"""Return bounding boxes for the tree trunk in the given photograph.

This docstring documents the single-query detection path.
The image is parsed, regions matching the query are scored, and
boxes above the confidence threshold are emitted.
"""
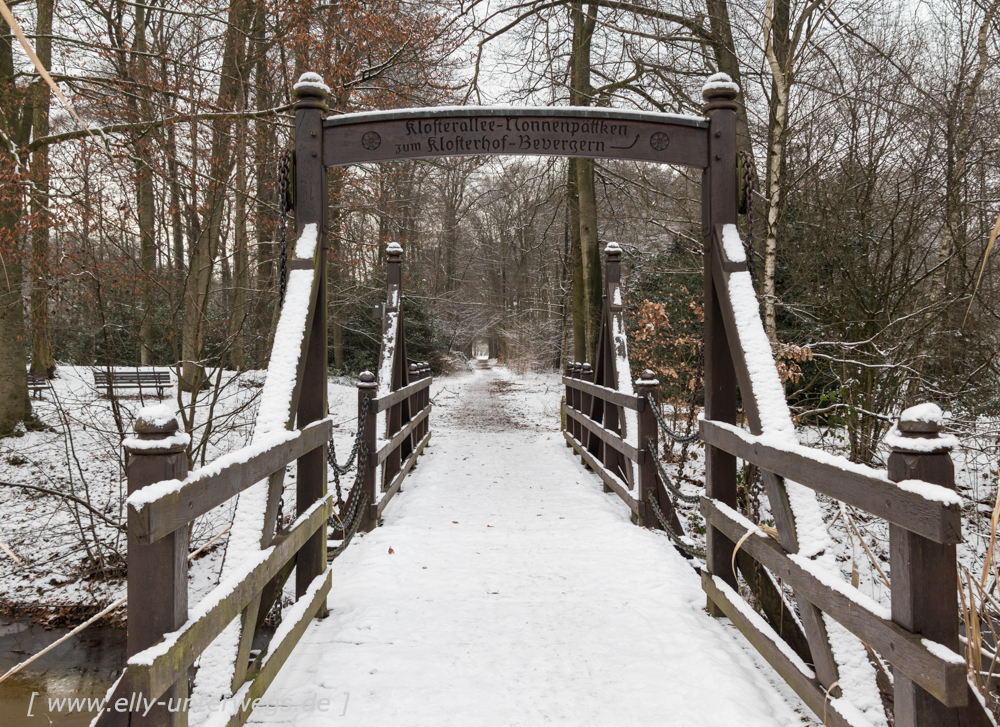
[29,0,54,377]
[570,1,602,364]
[229,116,249,370]
[568,158,586,364]
[179,0,251,391]
[137,157,156,365]
[762,0,790,342]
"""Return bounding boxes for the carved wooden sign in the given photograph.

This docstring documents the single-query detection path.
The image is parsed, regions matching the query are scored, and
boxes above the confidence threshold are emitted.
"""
[323,107,709,169]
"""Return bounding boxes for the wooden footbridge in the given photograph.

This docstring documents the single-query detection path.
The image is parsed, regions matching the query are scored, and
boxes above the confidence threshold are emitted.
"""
[99,74,988,727]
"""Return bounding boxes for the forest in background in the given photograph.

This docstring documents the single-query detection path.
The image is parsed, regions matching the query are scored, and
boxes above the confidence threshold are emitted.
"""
[0,0,998,465]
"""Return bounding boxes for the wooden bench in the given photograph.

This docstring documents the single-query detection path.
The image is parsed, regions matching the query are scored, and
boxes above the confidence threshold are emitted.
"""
[27,373,51,399]
[93,370,171,399]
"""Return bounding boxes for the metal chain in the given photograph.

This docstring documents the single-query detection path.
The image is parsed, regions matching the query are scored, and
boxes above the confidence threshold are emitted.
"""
[739,150,757,285]
[277,149,291,308]
[648,494,706,559]
[646,438,701,505]
[328,395,371,507]
[676,340,705,487]
[646,392,700,444]
[328,441,370,559]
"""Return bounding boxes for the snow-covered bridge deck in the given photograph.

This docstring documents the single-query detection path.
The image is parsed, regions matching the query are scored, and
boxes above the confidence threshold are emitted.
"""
[249,368,807,726]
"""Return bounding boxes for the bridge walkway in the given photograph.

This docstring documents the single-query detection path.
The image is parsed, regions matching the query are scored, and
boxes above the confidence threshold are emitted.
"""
[250,367,807,726]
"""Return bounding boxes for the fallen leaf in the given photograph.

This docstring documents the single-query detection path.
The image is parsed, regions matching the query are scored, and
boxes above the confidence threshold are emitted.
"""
[388,547,394,554]
[452,521,458,524]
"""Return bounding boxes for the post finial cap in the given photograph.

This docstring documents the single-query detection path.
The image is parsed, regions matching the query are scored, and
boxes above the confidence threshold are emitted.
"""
[293,72,330,99]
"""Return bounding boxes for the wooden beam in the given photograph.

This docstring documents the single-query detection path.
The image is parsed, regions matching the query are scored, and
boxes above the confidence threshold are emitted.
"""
[374,404,432,466]
[701,572,856,727]
[127,497,330,702]
[564,430,640,516]
[373,376,432,413]
[564,405,643,463]
[376,431,431,518]
[221,569,331,727]
[699,419,962,545]
[130,419,333,544]
[561,376,644,411]
[701,496,968,707]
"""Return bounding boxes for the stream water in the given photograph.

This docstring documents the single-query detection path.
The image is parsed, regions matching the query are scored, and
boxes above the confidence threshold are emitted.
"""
[0,619,125,726]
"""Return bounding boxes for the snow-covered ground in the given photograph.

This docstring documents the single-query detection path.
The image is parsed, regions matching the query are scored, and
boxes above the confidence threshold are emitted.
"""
[246,365,815,726]
[0,366,360,618]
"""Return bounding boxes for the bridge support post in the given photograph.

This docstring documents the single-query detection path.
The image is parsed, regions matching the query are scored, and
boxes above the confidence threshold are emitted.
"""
[358,371,378,531]
[125,412,189,727]
[580,364,596,475]
[293,74,329,606]
[635,370,660,529]
[702,79,740,616]
[888,406,961,727]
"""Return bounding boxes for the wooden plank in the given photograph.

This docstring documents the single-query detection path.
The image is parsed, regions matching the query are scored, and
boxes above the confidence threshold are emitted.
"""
[130,418,333,544]
[127,497,330,702]
[701,496,969,707]
[563,404,643,463]
[222,569,332,727]
[561,376,644,411]
[699,419,962,545]
[376,431,431,518]
[324,107,710,169]
[375,404,431,466]
[564,430,640,516]
[373,376,432,413]
[701,571,856,727]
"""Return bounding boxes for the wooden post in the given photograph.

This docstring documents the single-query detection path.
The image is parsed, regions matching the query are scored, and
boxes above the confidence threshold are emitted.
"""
[421,362,431,440]
[888,404,960,727]
[358,371,378,531]
[580,363,597,474]
[635,370,659,529]
[569,362,581,442]
[292,74,329,604]
[702,77,740,615]
[563,363,572,445]
[408,362,420,455]
[384,244,404,489]
[125,411,188,727]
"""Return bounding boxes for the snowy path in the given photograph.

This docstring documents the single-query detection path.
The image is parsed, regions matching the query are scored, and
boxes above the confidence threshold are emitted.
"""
[250,367,808,726]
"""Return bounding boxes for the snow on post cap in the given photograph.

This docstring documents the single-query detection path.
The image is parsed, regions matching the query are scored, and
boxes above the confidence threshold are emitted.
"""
[604,242,622,255]
[293,72,330,95]
[636,369,659,387]
[885,401,958,452]
[386,241,403,255]
[124,404,190,452]
[702,72,739,96]
[134,403,180,433]
[900,402,944,428]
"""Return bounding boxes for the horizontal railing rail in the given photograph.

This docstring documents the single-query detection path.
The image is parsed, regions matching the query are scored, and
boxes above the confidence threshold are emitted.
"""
[129,417,333,544]
[561,376,645,411]
[373,375,432,413]
[563,405,643,463]
[125,496,331,702]
[374,403,432,466]
[700,496,967,707]
[699,419,961,544]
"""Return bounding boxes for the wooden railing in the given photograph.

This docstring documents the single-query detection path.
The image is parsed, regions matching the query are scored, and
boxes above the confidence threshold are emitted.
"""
[357,363,433,530]
[354,241,433,531]
[561,243,687,538]
[696,108,986,726]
